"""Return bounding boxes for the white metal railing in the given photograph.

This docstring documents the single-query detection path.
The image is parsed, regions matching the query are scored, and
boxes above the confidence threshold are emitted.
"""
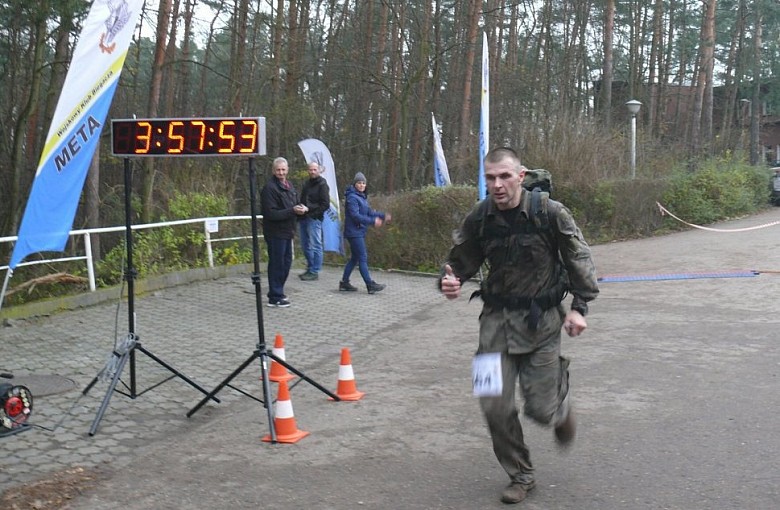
[0,215,263,308]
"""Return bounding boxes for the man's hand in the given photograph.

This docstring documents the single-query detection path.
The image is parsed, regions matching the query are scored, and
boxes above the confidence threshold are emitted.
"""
[440,264,461,300]
[563,310,587,337]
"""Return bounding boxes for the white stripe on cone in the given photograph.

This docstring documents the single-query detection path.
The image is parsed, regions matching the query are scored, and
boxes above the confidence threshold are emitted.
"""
[338,364,355,380]
[275,399,294,419]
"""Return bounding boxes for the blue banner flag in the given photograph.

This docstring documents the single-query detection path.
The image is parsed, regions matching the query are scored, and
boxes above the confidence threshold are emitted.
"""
[9,0,143,270]
[478,32,490,200]
[297,139,342,253]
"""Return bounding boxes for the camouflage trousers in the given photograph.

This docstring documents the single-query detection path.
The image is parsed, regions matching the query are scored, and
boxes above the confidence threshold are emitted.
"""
[477,305,570,482]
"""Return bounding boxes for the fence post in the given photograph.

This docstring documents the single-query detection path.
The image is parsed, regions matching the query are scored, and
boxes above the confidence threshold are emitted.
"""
[84,232,96,291]
[204,223,214,268]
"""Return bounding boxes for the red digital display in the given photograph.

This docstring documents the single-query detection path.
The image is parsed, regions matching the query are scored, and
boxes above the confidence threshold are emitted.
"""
[111,117,266,157]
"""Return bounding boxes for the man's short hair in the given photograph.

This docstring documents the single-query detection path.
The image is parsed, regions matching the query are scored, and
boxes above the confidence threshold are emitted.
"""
[485,147,523,172]
[273,157,288,169]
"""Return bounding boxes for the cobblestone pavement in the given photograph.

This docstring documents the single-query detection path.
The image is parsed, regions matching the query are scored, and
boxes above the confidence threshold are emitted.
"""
[0,267,442,491]
[2,208,780,509]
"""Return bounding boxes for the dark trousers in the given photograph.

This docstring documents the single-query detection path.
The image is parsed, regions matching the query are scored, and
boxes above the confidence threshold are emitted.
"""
[342,236,372,285]
[266,235,292,301]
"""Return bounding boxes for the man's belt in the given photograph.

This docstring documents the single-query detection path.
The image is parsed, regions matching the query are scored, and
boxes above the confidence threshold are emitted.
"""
[471,280,568,331]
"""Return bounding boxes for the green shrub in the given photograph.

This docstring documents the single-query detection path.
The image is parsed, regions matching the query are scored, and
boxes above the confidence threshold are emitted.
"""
[661,159,769,227]
[362,185,477,272]
[95,191,251,286]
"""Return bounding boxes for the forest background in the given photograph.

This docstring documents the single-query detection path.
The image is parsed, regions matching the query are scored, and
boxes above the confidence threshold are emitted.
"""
[1,0,780,304]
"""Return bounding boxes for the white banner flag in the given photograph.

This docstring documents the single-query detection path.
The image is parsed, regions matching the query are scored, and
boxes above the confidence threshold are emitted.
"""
[297,139,342,253]
[432,113,451,186]
[478,32,490,200]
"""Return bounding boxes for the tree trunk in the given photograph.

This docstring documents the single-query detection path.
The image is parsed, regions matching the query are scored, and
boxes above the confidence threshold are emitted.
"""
[230,0,249,113]
[456,0,481,164]
[369,2,389,178]
[647,0,663,135]
[271,0,285,154]
[142,0,173,223]
[408,0,433,186]
[691,0,717,156]
[7,3,49,236]
[702,41,715,156]
[717,0,747,144]
[42,6,74,154]
[750,6,762,165]
[385,12,403,193]
[163,0,180,116]
[177,0,194,115]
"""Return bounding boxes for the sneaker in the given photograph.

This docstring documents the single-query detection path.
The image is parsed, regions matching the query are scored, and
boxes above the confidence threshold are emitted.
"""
[554,408,576,446]
[339,281,358,292]
[500,480,535,504]
[367,281,386,294]
[267,298,291,308]
[299,272,318,281]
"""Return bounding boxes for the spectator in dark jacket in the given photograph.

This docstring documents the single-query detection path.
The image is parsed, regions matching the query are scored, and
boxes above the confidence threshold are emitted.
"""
[298,161,331,281]
[339,172,390,294]
[261,157,307,307]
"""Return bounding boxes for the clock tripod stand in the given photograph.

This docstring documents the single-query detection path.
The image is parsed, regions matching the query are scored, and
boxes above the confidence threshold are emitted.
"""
[82,157,217,436]
[187,157,339,442]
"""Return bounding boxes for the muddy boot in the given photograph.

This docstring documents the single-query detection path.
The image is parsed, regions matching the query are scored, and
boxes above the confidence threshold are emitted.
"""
[554,408,576,447]
[500,480,535,504]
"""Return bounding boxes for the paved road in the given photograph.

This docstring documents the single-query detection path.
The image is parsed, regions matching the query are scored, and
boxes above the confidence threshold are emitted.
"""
[2,208,780,509]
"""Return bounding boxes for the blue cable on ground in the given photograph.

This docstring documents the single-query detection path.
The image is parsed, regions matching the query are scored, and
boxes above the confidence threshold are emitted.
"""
[598,270,759,283]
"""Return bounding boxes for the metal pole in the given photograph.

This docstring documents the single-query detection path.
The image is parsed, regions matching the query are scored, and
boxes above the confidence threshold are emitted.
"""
[84,232,96,291]
[0,269,12,314]
[630,113,637,179]
[204,226,214,268]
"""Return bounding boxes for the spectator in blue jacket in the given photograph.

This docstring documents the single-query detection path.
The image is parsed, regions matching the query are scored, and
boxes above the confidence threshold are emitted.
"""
[339,172,390,294]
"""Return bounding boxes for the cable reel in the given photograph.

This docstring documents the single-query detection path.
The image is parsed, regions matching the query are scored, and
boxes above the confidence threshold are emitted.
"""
[0,380,33,437]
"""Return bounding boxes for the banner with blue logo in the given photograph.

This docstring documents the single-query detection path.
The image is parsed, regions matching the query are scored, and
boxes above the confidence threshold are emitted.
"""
[9,0,143,270]
[297,138,342,253]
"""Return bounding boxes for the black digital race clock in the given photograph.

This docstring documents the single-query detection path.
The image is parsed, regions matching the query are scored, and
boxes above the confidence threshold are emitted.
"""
[111,117,266,156]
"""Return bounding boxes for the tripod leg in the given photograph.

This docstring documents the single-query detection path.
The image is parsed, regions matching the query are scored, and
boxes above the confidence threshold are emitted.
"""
[258,352,277,442]
[88,348,132,436]
[268,352,341,401]
[136,344,218,401]
[187,351,258,417]
[82,375,99,396]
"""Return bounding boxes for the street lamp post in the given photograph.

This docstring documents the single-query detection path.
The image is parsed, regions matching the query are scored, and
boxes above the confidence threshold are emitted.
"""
[625,100,642,179]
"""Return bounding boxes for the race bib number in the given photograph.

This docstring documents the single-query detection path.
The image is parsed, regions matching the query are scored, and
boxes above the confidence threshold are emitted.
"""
[472,352,502,397]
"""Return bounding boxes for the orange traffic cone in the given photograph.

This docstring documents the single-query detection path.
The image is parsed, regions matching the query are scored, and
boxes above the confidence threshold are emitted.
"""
[331,347,365,401]
[262,380,310,444]
[268,333,294,383]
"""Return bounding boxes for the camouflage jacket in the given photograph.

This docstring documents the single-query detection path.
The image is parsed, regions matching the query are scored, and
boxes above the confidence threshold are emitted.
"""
[446,190,599,314]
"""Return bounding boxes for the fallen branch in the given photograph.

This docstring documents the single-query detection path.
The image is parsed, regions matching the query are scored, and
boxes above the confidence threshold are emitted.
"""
[6,272,89,297]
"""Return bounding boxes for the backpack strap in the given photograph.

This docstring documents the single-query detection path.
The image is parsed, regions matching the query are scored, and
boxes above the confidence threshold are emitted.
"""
[529,187,548,230]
